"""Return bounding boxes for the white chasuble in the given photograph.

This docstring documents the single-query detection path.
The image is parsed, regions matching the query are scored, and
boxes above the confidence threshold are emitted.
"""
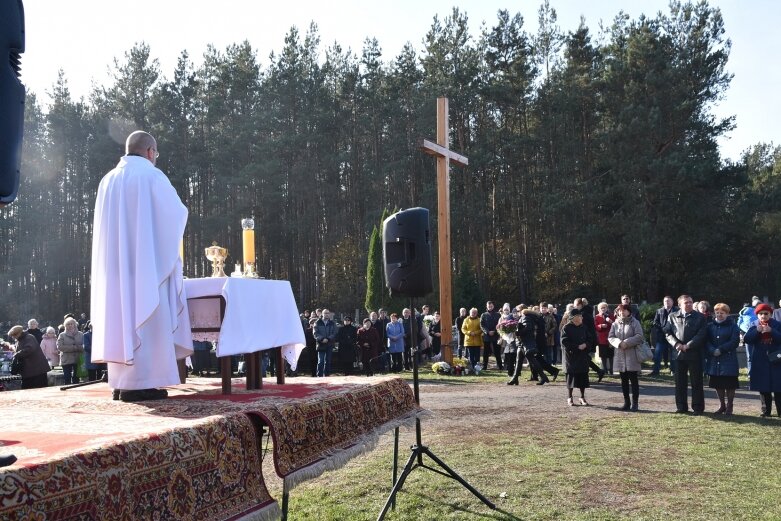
[90,155,193,389]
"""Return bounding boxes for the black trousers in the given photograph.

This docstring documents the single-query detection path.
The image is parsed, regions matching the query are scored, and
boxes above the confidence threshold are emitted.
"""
[390,352,403,372]
[21,373,48,389]
[759,392,781,415]
[528,350,558,379]
[483,336,503,369]
[504,352,517,377]
[674,359,704,412]
[518,349,553,382]
[620,371,639,403]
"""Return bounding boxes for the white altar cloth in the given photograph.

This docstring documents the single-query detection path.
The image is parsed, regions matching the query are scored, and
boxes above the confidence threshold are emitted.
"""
[183,277,305,369]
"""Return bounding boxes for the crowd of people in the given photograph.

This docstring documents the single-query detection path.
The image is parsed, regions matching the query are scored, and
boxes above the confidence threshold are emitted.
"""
[1,313,101,389]
[296,293,781,418]
[4,293,781,418]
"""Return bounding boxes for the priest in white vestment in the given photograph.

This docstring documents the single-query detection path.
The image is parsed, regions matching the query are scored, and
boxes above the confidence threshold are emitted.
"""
[90,131,193,401]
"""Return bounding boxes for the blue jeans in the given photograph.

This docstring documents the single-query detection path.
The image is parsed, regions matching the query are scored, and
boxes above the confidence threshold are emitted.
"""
[652,341,667,374]
[317,347,332,377]
[466,347,481,369]
[546,344,557,364]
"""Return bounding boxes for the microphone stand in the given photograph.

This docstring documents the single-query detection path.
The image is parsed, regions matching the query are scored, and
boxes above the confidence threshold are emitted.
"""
[377,298,495,520]
[60,372,108,391]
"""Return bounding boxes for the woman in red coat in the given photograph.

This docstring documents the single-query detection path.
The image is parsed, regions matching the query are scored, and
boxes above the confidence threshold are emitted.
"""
[594,302,615,375]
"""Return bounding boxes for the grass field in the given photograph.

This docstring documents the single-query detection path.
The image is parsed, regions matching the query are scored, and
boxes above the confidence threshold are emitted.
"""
[265,365,780,520]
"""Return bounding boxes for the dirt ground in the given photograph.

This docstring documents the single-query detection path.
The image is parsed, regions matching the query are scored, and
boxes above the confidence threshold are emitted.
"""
[290,366,765,438]
[414,370,762,433]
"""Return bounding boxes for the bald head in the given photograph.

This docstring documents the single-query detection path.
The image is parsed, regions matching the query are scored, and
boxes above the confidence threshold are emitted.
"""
[125,131,157,160]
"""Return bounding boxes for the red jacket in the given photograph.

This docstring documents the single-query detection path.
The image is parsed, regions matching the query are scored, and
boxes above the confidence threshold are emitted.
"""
[594,312,613,346]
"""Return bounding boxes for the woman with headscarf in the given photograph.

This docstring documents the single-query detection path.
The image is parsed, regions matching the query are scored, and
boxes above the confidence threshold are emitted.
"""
[561,309,591,406]
[609,304,644,411]
[7,325,50,389]
[336,316,358,375]
[57,317,84,384]
[705,303,740,415]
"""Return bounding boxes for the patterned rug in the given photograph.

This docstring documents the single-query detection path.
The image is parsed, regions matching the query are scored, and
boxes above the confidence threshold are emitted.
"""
[0,376,421,519]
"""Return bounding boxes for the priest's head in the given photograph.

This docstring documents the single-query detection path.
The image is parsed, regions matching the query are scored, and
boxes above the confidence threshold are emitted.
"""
[126,131,158,166]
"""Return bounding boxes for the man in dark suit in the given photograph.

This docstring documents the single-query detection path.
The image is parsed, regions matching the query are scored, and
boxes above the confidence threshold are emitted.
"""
[664,294,707,414]
[651,296,678,375]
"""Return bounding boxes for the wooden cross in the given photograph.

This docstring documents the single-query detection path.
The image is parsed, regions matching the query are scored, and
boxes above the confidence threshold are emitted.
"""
[420,97,468,365]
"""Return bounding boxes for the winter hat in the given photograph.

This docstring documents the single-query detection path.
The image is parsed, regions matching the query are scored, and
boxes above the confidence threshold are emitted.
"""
[7,325,24,339]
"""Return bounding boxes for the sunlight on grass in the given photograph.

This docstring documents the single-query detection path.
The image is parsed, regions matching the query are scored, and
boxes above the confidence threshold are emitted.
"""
[276,411,781,520]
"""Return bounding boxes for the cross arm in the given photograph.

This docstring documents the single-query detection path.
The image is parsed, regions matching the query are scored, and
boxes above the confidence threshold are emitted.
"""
[419,138,469,167]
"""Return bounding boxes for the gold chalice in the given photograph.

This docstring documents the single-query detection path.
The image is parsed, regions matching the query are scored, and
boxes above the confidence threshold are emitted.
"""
[205,242,228,278]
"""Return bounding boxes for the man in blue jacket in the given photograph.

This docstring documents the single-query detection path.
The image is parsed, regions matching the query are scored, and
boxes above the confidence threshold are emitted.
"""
[314,309,338,377]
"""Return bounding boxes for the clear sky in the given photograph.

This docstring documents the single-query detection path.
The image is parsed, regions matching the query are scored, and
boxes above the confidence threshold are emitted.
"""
[20,0,781,162]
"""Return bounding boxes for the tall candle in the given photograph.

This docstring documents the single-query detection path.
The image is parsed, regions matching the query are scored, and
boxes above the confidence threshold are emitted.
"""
[179,239,184,260]
[242,228,255,264]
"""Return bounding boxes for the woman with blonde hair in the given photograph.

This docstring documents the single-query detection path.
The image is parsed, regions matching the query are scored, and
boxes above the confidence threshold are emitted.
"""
[57,317,84,384]
[705,303,740,415]
[461,308,483,371]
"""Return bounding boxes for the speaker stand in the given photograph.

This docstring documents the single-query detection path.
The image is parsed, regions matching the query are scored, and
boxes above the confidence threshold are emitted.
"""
[377,298,495,520]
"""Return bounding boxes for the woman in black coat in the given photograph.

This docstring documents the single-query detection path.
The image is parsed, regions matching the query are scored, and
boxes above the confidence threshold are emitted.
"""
[301,318,318,377]
[8,325,50,389]
[336,316,358,375]
[561,310,591,406]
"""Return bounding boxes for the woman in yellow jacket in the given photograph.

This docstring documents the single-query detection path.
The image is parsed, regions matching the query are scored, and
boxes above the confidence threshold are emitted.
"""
[461,308,483,370]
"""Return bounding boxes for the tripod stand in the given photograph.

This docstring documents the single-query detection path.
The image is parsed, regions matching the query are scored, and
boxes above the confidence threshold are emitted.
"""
[377,298,495,520]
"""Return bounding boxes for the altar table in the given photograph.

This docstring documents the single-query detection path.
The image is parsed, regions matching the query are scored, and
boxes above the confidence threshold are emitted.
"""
[184,278,306,392]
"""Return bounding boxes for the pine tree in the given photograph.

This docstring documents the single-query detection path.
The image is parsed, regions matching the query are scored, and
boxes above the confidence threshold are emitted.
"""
[364,225,383,312]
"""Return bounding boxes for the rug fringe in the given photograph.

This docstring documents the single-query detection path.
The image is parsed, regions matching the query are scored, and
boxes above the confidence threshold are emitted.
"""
[283,409,430,490]
[234,502,281,521]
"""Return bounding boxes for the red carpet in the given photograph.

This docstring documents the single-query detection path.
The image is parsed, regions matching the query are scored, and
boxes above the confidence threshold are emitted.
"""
[0,377,421,520]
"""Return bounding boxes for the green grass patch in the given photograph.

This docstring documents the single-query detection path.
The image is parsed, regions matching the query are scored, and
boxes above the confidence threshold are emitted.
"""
[274,410,781,520]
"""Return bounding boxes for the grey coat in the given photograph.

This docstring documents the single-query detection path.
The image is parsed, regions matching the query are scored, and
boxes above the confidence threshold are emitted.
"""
[57,330,84,365]
[664,310,707,361]
[608,316,644,372]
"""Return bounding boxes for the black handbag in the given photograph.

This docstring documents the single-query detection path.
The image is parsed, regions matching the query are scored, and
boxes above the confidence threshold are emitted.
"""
[10,355,22,375]
[768,349,781,365]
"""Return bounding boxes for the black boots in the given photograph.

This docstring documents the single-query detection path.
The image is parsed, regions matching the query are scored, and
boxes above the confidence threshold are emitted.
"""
[725,389,735,416]
[506,376,519,385]
[715,391,727,414]
[115,388,169,402]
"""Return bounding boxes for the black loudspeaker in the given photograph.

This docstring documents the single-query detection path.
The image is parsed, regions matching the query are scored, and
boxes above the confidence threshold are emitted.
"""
[383,208,433,297]
[0,0,26,207]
